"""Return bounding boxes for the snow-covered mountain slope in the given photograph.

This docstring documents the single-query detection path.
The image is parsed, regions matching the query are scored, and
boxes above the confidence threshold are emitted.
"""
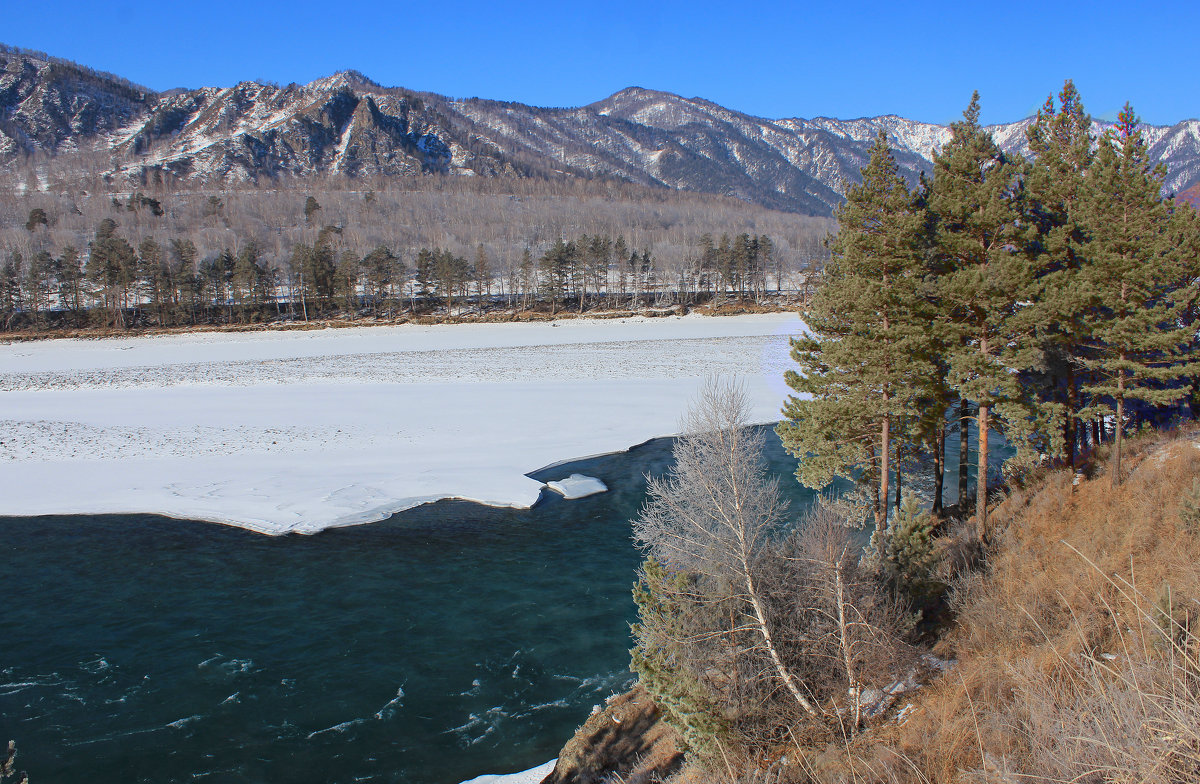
[3,48,1198,214]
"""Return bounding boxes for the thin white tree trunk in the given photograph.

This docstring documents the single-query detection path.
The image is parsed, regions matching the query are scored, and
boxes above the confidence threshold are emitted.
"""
[745,573,819,716]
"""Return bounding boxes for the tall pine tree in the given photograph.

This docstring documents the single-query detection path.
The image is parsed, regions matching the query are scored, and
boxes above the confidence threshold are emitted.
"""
[779,130,929,534]
[1021,80,1096,467]
[927,93,1030,538]
[1078,104,1200,484]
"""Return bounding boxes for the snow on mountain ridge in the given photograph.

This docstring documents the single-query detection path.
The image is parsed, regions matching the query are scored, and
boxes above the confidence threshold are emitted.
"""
[3,50,1199,214]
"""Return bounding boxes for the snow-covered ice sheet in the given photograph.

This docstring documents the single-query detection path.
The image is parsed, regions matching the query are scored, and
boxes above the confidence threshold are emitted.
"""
[458,759,555,784]
[0,313,803,534]
[545,473,608,499]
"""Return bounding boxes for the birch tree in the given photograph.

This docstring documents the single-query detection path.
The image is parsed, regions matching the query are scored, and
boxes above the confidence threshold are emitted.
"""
[633,378,819,717]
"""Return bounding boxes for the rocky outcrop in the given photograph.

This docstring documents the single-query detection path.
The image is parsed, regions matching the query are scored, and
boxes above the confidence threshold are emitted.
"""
[0,50,152,156]
[540,685,683,784]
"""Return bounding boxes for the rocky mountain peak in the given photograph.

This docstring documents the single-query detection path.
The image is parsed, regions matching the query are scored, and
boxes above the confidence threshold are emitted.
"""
[3,48,1199,215]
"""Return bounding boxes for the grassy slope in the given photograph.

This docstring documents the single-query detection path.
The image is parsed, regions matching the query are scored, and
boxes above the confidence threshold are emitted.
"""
[860,426,1200,783]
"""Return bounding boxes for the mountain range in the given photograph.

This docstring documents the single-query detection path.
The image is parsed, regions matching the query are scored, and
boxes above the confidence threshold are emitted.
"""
[3,45,1199,216]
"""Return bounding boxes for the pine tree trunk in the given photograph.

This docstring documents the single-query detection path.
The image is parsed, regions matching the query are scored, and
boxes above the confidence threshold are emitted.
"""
[932,419,945,515]
[958,399,970,506]
[877,414,890,534]
[977,403,989,540]
[1111,370,1125,486]
[1065,367,1077,471]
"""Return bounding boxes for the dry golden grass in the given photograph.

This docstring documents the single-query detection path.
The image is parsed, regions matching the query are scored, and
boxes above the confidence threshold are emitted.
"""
[884,425,1200,784]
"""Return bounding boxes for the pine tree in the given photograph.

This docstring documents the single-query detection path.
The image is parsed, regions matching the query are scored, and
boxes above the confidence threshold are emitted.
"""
[234,241,266,316]
[0,253,18,329]
[362,245,400,314]
[137,237,168,325]
[874,493,940,608]
[25,208,48,233]
[87,219,136,328]
[907,176,956,514]
[414,247,435,303]
[1021,81,1096,467]
[1078,104,1200,484]
[779,130,929,534]
[303,196,321,225]
[20,250,50,330]
[927,93,1029,538]
[432,249,469,313]
[473,243,490,313]
[538,239,573,315]
[169,238,198,323]
[584,234,611,306]
[630,558,731,761]
[309,227,341,309]
[56,246,84,320]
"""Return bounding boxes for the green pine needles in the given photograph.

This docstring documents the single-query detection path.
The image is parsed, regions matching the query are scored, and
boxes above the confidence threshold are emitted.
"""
[630,558,731,763]
[779,129,933,542]
[780,82,1200,538]
[872,493,942,608]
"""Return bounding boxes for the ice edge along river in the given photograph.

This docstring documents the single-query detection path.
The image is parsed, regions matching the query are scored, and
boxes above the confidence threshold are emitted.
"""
[0,312,804,534]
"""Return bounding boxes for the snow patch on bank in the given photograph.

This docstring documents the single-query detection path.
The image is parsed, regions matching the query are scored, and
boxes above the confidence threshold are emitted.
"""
[458,759,556,784]
[0,313,801,533]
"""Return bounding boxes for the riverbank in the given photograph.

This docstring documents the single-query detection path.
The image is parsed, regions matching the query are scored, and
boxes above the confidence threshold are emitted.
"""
[0,299,803,344]
[0,312,803,533]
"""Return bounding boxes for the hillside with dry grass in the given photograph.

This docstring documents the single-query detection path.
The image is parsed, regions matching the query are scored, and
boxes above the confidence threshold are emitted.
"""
[563,427,1200,784]
[877,427,1200,784]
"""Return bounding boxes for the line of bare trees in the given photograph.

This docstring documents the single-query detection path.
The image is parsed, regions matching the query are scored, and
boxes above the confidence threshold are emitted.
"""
[0,176,831,331]
[1,165,833,263]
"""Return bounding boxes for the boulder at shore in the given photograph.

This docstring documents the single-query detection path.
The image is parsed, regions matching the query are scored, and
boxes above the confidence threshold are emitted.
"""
[541,685,682,784]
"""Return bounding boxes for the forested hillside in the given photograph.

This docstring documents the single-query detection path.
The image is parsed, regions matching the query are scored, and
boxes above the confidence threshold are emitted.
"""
[6,47,1200,336]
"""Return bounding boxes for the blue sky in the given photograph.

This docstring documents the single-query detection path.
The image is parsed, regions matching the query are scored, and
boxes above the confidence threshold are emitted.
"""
[8,1,1196,126]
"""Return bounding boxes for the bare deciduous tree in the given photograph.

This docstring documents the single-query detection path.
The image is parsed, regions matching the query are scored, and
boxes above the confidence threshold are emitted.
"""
[785,500,915,730]
[634,378,819,717]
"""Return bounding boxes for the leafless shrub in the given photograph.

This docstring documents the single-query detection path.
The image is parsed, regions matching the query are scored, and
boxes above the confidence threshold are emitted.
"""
[776,503,918,730]
[633,387,920,771]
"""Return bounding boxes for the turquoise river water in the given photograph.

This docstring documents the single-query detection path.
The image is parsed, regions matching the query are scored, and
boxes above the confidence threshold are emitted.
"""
[1,429,842,784]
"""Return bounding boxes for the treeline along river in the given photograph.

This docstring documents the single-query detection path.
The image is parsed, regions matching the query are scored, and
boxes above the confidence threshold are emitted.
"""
[0,426,994,784]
